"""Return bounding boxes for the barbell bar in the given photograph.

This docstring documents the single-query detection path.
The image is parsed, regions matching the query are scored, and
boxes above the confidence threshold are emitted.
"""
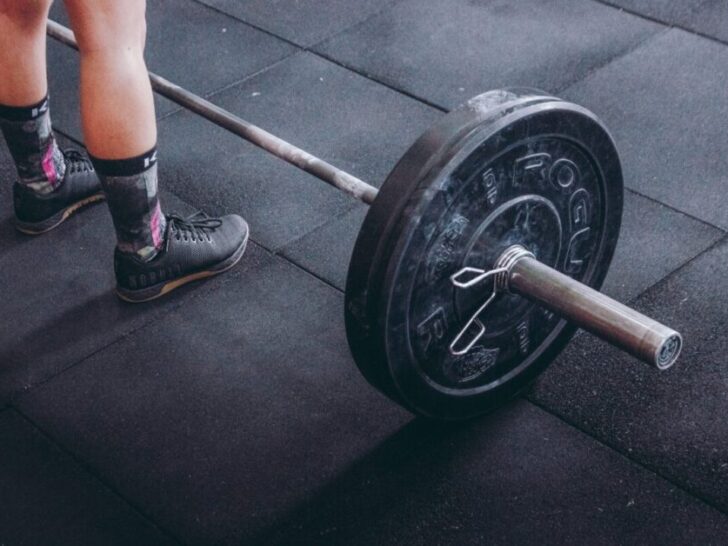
[47,19,682,420]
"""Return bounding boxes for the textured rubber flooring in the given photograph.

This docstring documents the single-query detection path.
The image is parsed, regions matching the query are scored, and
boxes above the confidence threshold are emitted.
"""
[2,0,728,543]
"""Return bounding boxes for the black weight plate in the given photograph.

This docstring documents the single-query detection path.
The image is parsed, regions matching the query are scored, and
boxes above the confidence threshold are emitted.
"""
[345,89,623,420]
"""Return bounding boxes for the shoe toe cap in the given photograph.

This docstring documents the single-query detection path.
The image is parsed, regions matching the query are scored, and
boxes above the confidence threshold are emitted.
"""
[220,214,249,251]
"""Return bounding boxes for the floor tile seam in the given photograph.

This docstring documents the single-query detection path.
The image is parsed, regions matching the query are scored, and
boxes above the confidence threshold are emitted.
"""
[523,396,728,518]
[186,0,447,113]
[162,4,449,116]
[205,225,347,295]
[188,0,403,51]
[563,232,727,342]
[275,201,363,255]
[553,25,670,96]
[593,0,709,26]
[301,0,405,50]
[7,225,338,405]
[272,246,347,295]
[624,188,728,234]
[307,49,448,112]
[299,0,452,111]
[7,407,188,546]
[309,0,669,113]
[184,1,445,112]
[154,50,305,123]
[9,298,190,405]
[187,0,303,49]
[592,0,728,49]
[623,232,728,308]
[7,215,255,406]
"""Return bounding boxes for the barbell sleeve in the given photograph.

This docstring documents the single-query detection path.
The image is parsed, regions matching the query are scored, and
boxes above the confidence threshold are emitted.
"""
[46,19,380,205]
[503,249,682,369]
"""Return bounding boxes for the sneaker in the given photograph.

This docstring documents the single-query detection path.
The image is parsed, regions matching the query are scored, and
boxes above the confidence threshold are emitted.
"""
[114,211,249,303]
[14,149,104,234]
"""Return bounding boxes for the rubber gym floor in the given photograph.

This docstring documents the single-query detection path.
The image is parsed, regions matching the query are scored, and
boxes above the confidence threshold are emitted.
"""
[2,1,728,544]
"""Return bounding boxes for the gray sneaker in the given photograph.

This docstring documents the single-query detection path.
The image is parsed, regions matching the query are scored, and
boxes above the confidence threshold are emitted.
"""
[114,211,249,303]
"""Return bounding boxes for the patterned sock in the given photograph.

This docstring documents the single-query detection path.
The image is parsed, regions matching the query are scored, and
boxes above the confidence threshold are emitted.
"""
[91,147,167,262]
[0,96,66,195]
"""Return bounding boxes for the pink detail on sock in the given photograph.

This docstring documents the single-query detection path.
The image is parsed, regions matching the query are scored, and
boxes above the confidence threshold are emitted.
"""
[41,145,59,187]
[150,203,164,249]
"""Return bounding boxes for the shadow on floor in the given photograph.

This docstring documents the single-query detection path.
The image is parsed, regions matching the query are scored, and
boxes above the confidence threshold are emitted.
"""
[246,404,517,545]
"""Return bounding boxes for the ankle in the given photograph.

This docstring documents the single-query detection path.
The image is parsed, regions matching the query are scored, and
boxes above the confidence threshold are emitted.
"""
[0,96,66,195]
[112,204,167,263]
[92,147,167,263]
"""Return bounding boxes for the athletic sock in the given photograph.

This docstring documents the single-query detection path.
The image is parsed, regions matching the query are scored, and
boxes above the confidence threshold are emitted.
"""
[91,147,167,262]
[0,96,66,195]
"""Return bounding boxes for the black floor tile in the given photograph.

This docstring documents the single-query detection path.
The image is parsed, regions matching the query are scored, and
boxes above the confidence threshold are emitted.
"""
[314,0,662,109]
[256,401,728,545]
[0,138,236,404]
[17,247,412,544]
[530,238,728,512]
[602,0,706,24]
[563,29,728,229]
[157,52,439,251]
[46,0,296,141]
[280,204,366,290]
[686,1,728,43]
[601,191,722,302]
[18,339,728,546]
[606,0,728,44]
[195,0,394,47]
[281,189,722,303]
[0,410,174,546]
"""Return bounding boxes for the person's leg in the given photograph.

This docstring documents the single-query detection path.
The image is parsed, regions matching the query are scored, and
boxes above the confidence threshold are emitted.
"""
[0,0,65,195]
[0,0,50,106]
[0,0,103,233]
[63,0,155,159]
[64,0,248,302]
[64,0,163,261]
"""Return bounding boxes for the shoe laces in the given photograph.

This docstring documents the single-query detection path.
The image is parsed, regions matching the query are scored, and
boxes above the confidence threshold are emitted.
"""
[63,149,94,175]
[168,211,223,243]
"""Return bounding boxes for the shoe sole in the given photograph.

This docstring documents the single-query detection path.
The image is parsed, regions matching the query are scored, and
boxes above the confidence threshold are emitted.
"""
[15,193,106,235]
[115,230,249,304]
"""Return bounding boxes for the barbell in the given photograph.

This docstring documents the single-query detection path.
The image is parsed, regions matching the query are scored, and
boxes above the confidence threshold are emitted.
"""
[48,20,683,420]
